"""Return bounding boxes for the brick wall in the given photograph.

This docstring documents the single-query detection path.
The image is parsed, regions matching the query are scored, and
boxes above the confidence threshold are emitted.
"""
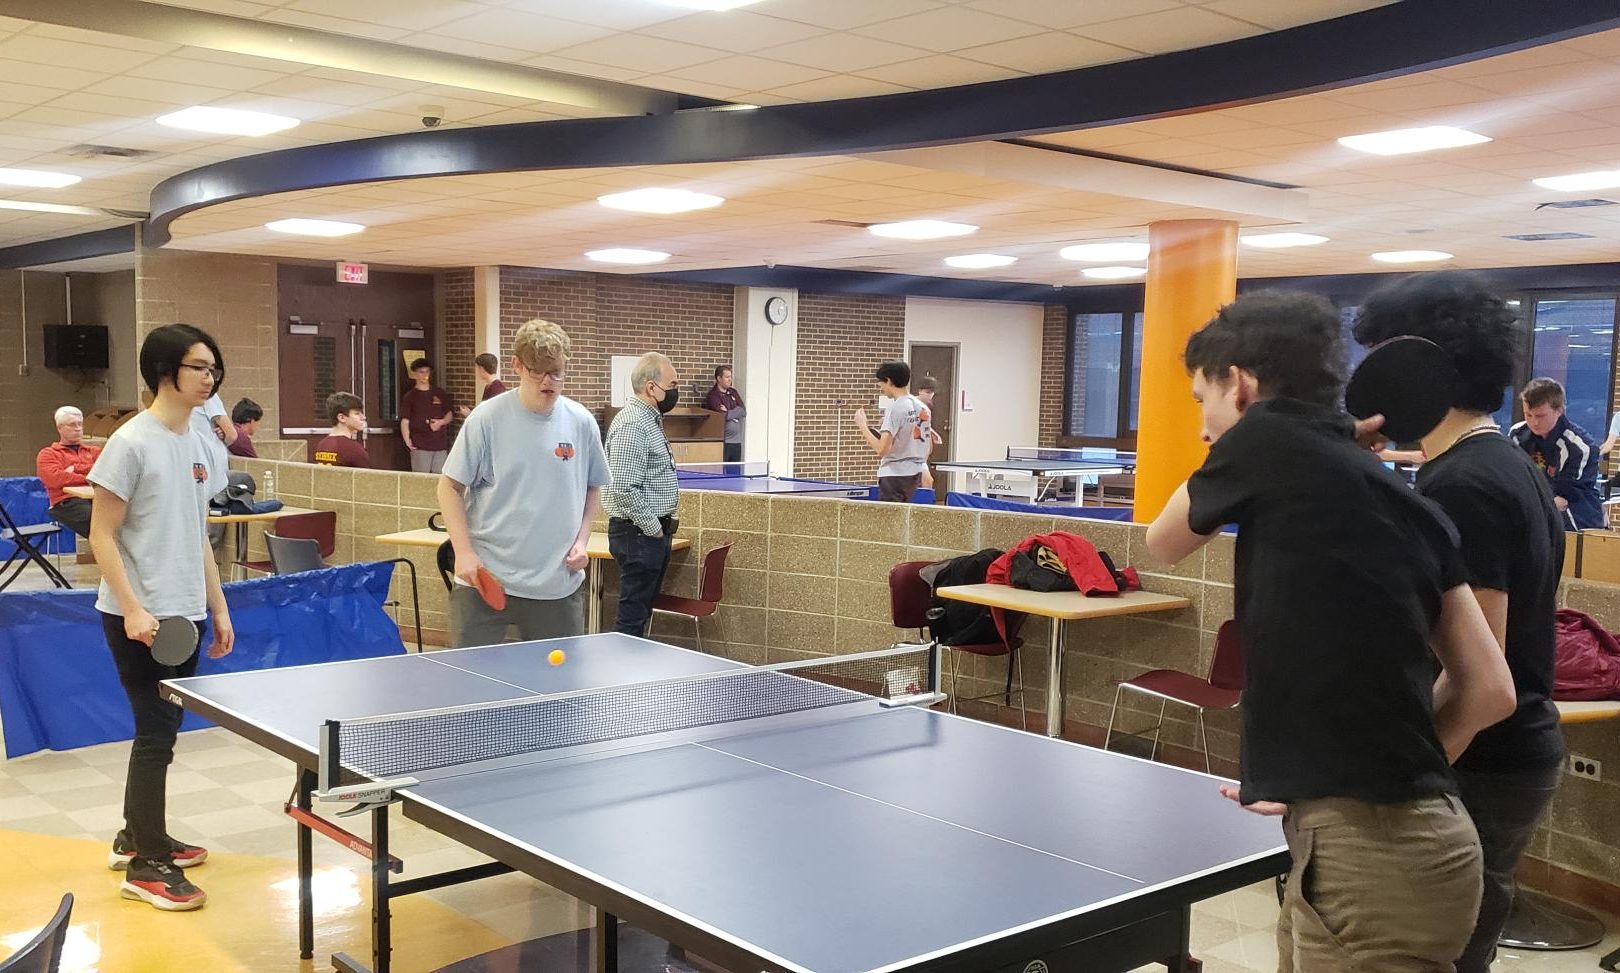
[439,269,476,408]
[1039,304,1067,447]
[793,292,905,482]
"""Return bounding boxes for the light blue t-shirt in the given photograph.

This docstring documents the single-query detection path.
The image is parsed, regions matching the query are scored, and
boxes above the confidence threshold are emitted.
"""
[878,393,930,477]
[442,390,610,601]
[90,410,227,620]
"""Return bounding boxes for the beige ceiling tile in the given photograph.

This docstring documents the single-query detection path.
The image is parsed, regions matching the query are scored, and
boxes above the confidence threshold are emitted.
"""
[854,54,1019,88]
[1193,126,1322,150]
[286,0,484,32]
[519,54,647,83]
[257,9,411,41]
[742,0,947,31]
[755,32,932,73]
[663,54,828,90]
[0,34,161,75]
[853,7,1043,51]
[956,31,1133,72]
[766,75,913,101]
[425,8,613,54]
[1331,79,1513,114]
[546,32,729,74]
[632,11,829,53]
[629,75,751,100]
[1199,0,1392,30]
[487,0,688,32]
[0,59,104,91]
[127,55,288,91]
[1078,7,1264,54]
[962,0,1183,30]
[397,32,541,64]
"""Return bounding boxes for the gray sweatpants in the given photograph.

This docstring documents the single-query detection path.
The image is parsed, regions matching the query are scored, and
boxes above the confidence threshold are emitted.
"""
[449,584,585,648]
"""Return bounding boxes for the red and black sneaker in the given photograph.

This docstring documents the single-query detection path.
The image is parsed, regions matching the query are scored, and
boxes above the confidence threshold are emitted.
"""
[120,857,207,912]
[108,831,208,870]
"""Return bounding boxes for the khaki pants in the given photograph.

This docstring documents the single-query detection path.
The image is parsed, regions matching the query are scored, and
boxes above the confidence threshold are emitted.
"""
[1279,795,1482,973]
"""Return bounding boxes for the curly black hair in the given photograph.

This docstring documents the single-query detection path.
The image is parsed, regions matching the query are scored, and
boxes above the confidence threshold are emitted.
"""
[1351,272,1520,414]
[1183,290,1347,408]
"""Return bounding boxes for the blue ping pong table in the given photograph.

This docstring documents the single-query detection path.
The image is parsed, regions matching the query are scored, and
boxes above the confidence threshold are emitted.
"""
[163,633,1285,973]
[677,467,871,499]
[935,448,1137,505]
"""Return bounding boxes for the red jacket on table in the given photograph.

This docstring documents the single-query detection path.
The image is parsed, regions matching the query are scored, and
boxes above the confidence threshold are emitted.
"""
[984,531,1140,639]
[36,441,102,506]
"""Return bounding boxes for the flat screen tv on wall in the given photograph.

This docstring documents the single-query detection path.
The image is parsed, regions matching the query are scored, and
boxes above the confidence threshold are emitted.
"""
[43,323,109,369]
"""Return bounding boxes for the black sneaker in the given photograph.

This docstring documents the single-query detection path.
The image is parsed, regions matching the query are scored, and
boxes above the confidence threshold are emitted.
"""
[120,857,207,911]
[109,831,208,870]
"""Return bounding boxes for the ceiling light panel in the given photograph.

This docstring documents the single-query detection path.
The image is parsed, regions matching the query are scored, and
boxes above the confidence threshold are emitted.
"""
[1370,250,1453,264]
[944,253,1017,269]
[868,220,978,240]
[585,248,671,264]
[1240,233,1329,249]
[1060,242,1149,262]
[597,188,726,214]
[0,168,80,189]
[1337,126,1490,156]
[265,218,365,236]
[158,106,300,137]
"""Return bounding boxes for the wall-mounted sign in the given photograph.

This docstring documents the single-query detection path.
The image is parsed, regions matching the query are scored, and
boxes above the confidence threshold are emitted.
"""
[287,323,319,335]
[398,328,425,339]
[337,261,369,284]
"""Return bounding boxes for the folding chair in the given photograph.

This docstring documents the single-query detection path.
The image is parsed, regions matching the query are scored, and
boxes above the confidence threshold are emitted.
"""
[0,500,70,592]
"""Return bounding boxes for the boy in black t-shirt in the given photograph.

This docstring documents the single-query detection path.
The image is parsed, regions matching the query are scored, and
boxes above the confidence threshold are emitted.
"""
[1145,291,1515,971]
[1355,273,1564,972]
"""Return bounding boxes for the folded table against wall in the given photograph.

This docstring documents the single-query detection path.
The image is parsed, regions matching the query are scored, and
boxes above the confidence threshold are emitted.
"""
[0,561,404,758]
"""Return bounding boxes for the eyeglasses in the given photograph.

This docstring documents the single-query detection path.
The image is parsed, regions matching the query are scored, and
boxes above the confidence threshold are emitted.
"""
[519,361,565,381]
[179,362,223,382]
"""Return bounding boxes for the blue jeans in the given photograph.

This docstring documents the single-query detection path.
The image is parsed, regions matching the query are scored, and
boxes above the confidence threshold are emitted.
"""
[608,518,673,637]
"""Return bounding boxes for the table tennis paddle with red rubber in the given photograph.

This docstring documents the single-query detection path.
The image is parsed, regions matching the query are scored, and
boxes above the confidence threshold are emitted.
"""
[474,566,506,611]
[1344,336,1457,444]
[149,617,199,666]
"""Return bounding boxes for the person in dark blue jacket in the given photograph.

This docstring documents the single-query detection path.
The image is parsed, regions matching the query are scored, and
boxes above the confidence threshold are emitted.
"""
[1509,377,1604,530]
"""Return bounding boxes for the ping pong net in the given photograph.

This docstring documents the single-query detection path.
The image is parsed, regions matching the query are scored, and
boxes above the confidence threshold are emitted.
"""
[1006,446,1135,465]
[315,643,942,808]
[675,460,771,479]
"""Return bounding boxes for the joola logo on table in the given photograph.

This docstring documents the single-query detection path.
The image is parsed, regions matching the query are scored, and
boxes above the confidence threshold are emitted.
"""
[555,442,576,461]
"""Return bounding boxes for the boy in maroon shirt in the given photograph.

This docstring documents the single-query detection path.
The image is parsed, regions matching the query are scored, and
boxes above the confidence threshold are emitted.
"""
[312,392,371,468]
[399,359,454,473]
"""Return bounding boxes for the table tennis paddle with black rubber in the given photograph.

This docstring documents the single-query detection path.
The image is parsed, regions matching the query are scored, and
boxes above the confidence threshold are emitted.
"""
[1345,336,1456,444]
[474,566,506,611]
[149,617,199,666]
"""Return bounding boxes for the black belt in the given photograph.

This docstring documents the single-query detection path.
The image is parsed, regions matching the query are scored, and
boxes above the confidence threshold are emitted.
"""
[611,514,679,536]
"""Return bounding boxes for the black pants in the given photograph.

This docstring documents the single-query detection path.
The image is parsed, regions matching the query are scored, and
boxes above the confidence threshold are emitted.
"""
[878,473,920,503]
[608,518,673,637]
[1454,762,1563,972]
[100,612,203,860]
[48,497,93,538]
[723,442,742,463]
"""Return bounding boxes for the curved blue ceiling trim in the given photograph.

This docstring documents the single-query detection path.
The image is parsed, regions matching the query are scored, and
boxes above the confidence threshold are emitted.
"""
[145,0,1620,246]
[0,225,136,270]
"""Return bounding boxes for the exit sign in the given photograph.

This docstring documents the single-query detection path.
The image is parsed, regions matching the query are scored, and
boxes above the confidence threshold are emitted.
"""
[337,261,368,284]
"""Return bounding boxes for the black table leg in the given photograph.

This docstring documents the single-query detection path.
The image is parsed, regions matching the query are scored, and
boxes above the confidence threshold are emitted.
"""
[373,805,392,973]
[297,769,315,959]
[594,911,619,973]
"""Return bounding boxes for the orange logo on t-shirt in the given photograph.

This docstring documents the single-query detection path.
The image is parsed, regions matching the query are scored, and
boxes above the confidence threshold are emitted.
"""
[554,442,576,461]
[192,462,208,484]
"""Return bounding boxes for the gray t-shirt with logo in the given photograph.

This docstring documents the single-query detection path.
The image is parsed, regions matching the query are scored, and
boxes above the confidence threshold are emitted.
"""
[90,410,227,620]
[443,390,611,601]
[878,393,931,478]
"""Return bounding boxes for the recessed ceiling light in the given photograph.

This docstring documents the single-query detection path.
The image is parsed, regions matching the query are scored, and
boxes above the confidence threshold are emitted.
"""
[1532,170,1620,192]
[659,0,764,9]
[0,198,102,215]
[1337,126,1490,156]
[1239,232,1329,249]
[265,218,365,237]
[943,254,1017,269]
[585,248,671,264]
[1060,242,1149,262]
[1370,250,1453,264]
[157,106,300,136]
[0,168,80,189]
[868,220,977,240]
[597,188,725,215]
[1082,266,1147,280]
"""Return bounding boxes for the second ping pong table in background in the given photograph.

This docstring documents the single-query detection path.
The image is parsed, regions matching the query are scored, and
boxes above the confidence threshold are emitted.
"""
[935,448,1137,505]
[164,632,1286,973]
[676,462,871,498]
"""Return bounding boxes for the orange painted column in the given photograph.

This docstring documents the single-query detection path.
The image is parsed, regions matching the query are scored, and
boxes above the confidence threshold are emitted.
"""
[1133,219,1238,521]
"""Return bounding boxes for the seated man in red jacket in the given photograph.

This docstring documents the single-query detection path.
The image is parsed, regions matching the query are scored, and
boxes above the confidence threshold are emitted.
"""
[36,405,102,537]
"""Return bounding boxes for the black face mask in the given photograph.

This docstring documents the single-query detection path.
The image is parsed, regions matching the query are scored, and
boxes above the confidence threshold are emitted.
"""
[655,384,680,414]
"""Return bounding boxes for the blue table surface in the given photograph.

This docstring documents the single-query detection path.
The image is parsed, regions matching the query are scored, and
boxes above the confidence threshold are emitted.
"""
[165,633,1284,973]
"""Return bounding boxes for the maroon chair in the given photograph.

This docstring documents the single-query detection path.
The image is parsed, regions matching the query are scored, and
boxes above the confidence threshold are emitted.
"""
[234,510,336,576]
[651,544,732,652]
[887,560,1029,729]
[1104,618,1243,772]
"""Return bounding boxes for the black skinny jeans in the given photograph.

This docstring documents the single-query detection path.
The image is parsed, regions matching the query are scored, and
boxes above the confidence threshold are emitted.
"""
[100,612,202,861]
[608,518,673,637]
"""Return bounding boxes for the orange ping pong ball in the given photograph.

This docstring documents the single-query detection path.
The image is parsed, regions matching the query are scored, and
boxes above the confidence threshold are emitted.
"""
[548,649,566,666]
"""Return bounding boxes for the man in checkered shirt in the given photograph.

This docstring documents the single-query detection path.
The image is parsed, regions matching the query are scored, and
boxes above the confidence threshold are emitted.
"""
[604,352,682,636]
